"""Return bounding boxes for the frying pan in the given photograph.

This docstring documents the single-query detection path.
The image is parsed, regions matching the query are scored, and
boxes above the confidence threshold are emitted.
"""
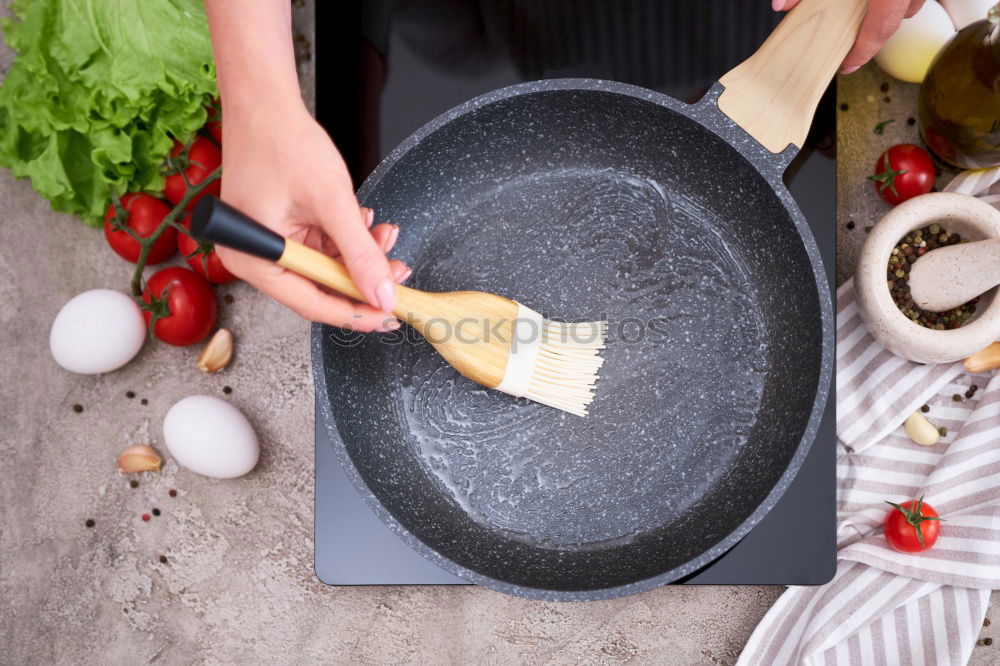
[313,0,855,599]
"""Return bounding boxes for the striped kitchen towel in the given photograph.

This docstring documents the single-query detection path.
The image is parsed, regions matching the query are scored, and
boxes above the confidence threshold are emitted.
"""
[738,167,1000,665]
[945,166,1000,209]
[835,283,965,453]
[739,301,999,665]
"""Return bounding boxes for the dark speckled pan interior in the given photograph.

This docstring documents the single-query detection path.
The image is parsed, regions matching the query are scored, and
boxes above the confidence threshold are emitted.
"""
[312,79,833,600]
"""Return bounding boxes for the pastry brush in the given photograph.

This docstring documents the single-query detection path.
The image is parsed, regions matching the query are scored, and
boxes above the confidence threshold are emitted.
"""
[191,197,606,416]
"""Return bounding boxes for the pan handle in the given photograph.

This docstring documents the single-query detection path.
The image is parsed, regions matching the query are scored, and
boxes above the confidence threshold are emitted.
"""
[716,0,867,154]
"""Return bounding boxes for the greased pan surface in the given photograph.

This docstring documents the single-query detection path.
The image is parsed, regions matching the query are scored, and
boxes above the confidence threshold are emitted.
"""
[312,79,833,600]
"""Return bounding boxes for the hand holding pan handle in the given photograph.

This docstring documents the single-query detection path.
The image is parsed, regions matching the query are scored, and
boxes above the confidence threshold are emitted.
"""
[717,0,867,154]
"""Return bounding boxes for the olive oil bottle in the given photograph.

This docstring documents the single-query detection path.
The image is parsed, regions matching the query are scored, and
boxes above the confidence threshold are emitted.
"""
[918,3,1000,168]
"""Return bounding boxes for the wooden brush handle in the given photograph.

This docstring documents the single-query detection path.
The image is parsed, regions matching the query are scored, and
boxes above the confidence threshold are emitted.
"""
[276,240,423,316]
[717,0,867,153]
[276,240,366,302]
[190,196,421,316]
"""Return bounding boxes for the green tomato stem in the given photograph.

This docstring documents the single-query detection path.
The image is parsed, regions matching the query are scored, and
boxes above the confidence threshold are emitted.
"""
[129,162,221,298]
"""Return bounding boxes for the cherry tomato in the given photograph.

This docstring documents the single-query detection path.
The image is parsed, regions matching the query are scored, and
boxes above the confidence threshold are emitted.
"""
[869,144,935,206]
[883,496,942,553]
[163,136,222,210]
[177,214,237,284]
[103,193,177,264]
[205,98,222,145]
[142,267,218,346]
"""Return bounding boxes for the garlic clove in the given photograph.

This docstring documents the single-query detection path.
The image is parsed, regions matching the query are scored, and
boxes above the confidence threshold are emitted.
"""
[903,411,940,446]
[117,445,163,473]
[965,342,1000,374]
[196,328,233,373]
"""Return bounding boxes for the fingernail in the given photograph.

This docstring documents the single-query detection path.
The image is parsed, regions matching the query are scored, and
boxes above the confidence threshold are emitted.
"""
[379,319,402,332]
[375,279,396,312]
[397,267,412,283]
[840,65,860,75]
[364,208,374,227]
[387,225,400,251]
[771,0,784,11]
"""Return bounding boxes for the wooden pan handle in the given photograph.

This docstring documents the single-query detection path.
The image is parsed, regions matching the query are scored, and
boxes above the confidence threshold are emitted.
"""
[717,0,867,153]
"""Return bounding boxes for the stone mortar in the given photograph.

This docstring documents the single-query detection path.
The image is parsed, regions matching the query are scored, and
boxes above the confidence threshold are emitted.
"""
[855,192,1000,364]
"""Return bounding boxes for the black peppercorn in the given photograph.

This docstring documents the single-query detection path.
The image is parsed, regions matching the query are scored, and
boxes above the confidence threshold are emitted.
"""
[168,489,177,498]
[953,394,962,402]
[141,398,148,405]
[985,618,992,627]
[846,221,855,230]
[920,405,929,413]
[152,508,160,517]
[73,404,83,413]
[840,103,849,111]
[880,82,890,92]
[130,479,139,489]
[986,638,994,646]
[222,386,232,395]
[159,555,168,564]
[224,293,234,304]
[126,390,136,399]
[85,519,95,528]
[890,226,979,329]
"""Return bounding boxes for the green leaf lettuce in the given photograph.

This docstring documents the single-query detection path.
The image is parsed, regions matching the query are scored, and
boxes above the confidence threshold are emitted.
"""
[0,0,217,226]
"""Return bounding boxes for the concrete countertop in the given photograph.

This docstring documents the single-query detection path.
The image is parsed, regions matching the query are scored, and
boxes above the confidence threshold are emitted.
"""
[835,63,961,286]
[0,5,994,662]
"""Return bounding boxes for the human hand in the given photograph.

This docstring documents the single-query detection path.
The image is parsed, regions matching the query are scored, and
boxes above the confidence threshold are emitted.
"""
[214,100,409,333]
[773,0,926,74]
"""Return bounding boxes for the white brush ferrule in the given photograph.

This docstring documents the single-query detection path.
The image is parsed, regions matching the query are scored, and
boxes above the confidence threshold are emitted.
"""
[495,303,544,397]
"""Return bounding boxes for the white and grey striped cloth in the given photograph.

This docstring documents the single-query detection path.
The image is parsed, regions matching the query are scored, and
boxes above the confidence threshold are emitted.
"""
[738,167,1000,665]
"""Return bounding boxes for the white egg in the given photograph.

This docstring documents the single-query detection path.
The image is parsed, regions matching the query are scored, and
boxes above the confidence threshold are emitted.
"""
[163,395,259,479]
[49,289,145,374]
[940,0,996,29]
[875,1,956,83]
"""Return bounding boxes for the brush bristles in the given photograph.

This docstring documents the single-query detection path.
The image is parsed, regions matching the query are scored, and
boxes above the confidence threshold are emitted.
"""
[524,320,606,417]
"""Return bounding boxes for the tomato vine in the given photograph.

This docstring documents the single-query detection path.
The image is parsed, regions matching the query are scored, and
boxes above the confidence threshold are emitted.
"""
[107,138,222,300]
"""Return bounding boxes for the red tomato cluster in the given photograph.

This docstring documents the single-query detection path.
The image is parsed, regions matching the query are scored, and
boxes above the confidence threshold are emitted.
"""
[103,101,233,346]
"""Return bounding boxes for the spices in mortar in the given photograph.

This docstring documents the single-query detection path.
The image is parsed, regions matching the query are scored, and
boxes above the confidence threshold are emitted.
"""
[887,224,977,329]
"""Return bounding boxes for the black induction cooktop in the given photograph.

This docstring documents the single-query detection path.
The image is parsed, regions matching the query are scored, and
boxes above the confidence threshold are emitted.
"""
[313,0,837,587]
